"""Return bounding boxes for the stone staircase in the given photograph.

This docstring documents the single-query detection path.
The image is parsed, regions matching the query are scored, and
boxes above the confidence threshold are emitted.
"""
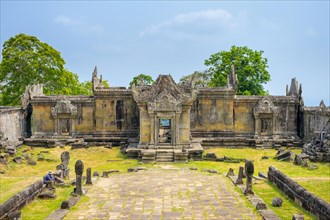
[156,149,174,162]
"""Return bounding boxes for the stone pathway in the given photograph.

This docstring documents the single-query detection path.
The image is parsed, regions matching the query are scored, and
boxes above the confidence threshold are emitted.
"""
[65,168,259,220]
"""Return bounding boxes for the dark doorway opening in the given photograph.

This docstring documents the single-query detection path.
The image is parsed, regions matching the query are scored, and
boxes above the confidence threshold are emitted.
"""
[159,118,171,144]
[116,100,124,130]
[60,119,70,136]
[25,103,33,138]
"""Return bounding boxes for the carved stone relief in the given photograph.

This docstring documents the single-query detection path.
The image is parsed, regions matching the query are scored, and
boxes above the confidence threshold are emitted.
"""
[51,99,77,136]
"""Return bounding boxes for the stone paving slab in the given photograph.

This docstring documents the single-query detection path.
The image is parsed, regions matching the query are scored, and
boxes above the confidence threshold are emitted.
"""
[65,168,259,220]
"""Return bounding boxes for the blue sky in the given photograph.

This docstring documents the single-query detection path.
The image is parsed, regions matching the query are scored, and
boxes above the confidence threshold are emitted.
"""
[1,1,329,106]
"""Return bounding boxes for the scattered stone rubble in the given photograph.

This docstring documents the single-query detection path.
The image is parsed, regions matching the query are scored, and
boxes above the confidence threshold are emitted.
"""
[302,120,330,162]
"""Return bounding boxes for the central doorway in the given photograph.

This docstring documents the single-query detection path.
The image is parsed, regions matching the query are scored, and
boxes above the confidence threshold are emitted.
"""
[158,118,171,144]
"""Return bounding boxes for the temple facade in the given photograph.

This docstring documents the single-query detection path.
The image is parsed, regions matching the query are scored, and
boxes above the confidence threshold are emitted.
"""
[12,66,329,161]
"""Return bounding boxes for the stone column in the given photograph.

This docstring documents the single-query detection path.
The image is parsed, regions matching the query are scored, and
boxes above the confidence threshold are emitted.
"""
[85,167,92,185]
[235,166,244,185]
[244,160,254,195]
[150,113,155,146]
[175,112,180,146]
[75,160,84,195]
[254,114,260,137]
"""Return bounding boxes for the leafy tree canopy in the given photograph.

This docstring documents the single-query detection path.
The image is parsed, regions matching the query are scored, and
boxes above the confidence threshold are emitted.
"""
[205,45,270,95]
[179,71,211,88]
[0,33,87,106]
[129,74,154,87]
[78,80,109,96]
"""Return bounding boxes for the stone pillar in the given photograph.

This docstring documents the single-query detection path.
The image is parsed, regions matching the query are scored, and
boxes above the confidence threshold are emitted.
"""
[150,113,155,146]
[235,166,244,185]
[175,112,180,146]
[254,114,260,137]
[85,167,92,185]
[75,160,84,195]
[244,160,254,195]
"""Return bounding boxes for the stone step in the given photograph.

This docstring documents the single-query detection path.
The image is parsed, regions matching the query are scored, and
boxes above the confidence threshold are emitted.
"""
[156,158,174,162]
[156,152,174,156]
[156,150,174,162]
[156,145,174,149]
[156,156,174,160]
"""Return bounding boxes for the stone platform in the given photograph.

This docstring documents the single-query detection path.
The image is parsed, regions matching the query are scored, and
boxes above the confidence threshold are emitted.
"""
[125,141,204,162]
[64,168,259,220]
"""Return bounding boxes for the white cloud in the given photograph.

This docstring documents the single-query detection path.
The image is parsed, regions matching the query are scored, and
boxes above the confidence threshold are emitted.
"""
[305,26,317,37]
[54,15,81,26]
[139,9,240,37]
[54,15,104,34]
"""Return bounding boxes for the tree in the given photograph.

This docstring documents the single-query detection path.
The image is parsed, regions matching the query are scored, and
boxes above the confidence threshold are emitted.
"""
[205,45,270,95]
[78,80,109,96]
[179,71,211,88]
[129,74,154,87]
[0,33,85,106]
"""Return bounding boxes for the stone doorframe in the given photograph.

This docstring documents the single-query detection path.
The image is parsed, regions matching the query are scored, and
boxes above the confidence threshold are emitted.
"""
[151,111,180,147]
[51,99,78,137]
[253,98,279,138]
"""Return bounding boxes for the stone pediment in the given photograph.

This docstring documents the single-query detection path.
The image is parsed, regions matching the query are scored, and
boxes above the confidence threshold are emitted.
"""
[132,75,197,110]
[51,99,77,116]
[254,98,279,116]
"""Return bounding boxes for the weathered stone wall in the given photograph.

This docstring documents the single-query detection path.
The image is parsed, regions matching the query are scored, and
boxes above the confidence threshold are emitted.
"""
[191,89,235,134]
[0,107,24,147]
[32,103,55,136]
[30,91,139,139]
[30,96,96,137]
[302,103,330,142]
[94,88,139,136]
[0,180,44,219]
[190,90,301,147]
[268,166,330,219]
[25,74,328,149]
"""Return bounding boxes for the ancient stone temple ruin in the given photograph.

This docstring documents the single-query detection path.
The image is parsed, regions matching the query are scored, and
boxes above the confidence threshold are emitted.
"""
[1,66,329,162]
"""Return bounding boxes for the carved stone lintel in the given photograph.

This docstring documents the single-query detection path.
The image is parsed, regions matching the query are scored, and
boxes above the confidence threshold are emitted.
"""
[51,99,77,117]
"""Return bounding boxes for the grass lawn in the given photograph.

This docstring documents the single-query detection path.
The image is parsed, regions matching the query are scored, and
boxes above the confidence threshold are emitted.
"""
[0,145,329,220]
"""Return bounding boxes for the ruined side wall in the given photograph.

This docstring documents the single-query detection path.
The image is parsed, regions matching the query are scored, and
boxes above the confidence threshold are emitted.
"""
[233,98,257,135]
[0,180,44,219]
[0,107,24,144]
[268,166,330,219]
[32,104,55,136]
[94,89,139,136]
[191,90,235,136]
[302,106,330,142]
[191,91,301,147]
[31,96,96,137]
[73,101,94,135]
[273,97,300,137]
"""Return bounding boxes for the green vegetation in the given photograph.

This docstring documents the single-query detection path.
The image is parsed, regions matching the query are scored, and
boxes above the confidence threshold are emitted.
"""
[205,45,270,95]
[179,71,211,88]
[129,74,154,87]
[0,34,108,106]
[1,146,329,220]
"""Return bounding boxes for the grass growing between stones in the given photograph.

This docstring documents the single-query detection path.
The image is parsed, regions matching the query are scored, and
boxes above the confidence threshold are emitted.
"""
[254,180,314,219]
[0,145,141,219]
[173,147,329,220]
[1,145,329,219]
[20,186,73,220]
